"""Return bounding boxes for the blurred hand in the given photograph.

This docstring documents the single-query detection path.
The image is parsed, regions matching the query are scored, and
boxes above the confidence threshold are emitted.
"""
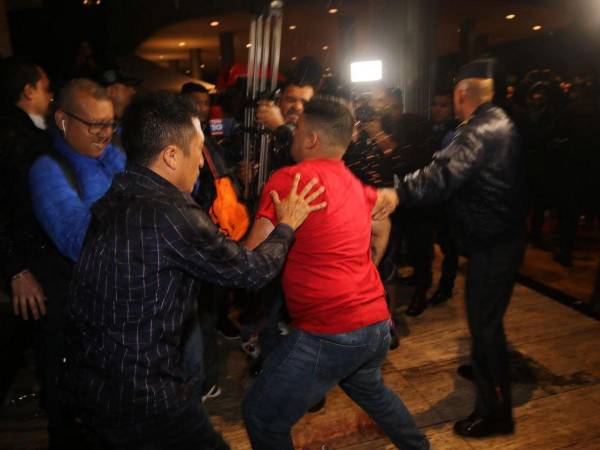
[372,188,400,221]
[11,271,46,321]
[362,118,384,139]
[273,174,327,230]
[256,100,285,131]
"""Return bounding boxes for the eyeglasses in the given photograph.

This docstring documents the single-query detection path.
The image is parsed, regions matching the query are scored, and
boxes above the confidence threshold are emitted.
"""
[64,111,118,135]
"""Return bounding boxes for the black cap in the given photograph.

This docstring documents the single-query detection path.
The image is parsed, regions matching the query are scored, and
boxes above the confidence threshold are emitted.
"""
[454,58,497,84]
[95,68,141,87]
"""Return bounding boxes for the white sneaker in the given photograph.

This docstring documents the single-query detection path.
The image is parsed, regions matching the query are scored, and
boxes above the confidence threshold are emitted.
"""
[201,385,222,403]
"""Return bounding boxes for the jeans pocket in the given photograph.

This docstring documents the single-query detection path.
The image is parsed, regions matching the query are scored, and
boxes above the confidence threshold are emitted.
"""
[315,339,367,381]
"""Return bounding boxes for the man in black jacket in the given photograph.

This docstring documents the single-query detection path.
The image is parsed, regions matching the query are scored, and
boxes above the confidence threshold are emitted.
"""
[0,58,75,449]
[64,92,325,449]
[374,59,526,438]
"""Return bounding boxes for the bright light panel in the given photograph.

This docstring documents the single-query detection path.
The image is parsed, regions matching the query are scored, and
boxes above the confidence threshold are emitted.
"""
[351,60,383,82]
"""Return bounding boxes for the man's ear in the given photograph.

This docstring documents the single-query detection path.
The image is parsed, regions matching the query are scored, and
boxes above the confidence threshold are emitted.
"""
[54,110,66,129]
[161,145,180,171]
[22,83,36,101]
[306,130,319,149]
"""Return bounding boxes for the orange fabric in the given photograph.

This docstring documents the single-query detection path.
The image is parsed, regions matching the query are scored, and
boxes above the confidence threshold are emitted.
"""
[209,177,250,241]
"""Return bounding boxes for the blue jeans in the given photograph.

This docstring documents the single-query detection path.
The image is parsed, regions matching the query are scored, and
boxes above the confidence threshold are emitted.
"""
[242,320,430,450]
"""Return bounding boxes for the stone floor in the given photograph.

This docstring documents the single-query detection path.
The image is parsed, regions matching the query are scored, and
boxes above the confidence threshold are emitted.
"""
[1,236,599,449]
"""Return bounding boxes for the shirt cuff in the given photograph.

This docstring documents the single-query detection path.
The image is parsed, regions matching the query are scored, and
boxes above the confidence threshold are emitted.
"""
[271,223,296,243]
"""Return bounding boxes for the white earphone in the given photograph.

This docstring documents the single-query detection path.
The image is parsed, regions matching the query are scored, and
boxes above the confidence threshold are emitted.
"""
[61,120,66,134]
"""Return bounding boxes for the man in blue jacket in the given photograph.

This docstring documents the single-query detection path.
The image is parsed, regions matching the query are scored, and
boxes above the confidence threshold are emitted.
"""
[29,78,125,261]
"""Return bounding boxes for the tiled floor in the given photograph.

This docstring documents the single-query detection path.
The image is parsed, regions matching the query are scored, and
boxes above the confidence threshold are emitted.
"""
[1,238,599,449]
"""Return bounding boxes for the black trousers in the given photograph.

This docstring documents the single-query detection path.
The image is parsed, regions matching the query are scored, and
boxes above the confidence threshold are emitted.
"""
[465,234,525,418]
[435,217,459,296]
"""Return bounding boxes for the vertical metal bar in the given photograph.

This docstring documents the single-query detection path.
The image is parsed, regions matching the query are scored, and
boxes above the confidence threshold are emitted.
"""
[243,17,258,199]
[252,15,264,101]
[259,15,271,95]
[270,11,283,94]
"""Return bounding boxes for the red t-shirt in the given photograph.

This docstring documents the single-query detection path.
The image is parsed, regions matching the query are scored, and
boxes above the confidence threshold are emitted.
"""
[257,158,389,334]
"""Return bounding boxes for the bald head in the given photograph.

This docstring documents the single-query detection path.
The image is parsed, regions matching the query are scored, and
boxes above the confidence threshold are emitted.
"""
[453,78,494,121]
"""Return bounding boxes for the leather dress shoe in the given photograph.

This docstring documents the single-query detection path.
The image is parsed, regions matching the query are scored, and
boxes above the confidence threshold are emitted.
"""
[389,328,400,350]
[405,294,427,317]
[429,290,452,306]
[457,364,474,381]
[454,412,514,438]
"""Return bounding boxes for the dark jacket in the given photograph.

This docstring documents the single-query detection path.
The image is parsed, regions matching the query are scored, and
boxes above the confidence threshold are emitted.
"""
[0,105,58,282]
[65,165,294,427]
[397,102,526,252]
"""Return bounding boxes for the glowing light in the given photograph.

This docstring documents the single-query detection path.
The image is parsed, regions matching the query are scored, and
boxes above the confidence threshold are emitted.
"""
[291,56,297,61]
[246,43,252,48]
[322,45,329,50]
[532,25,542,31]
[159,55,165,59]
[288,25,297,30]
[178,41,187,47]
[505,14,516,20]
[351,60,383,83]
[201,64,206,69]
[328,8,338,14]
[210,21,220,27]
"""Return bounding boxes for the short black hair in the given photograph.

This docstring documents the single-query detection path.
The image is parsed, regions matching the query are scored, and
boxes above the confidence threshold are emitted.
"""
[180,82,209,95]
[121,92,199,166]
[281,75,316,94]
[0,57,43,105]
[303,96,355,149]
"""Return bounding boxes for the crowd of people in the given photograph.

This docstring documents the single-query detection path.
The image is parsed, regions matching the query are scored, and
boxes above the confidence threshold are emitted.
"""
[0,51,598,450]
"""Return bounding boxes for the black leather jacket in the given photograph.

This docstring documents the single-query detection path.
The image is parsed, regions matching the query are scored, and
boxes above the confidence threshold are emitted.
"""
[397,102,526,252]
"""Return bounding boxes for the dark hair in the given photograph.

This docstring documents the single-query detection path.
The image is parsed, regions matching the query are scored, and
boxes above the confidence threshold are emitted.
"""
[384,87,403,106]
[121,92,199,166]
[281,75,316,94]
[180,82,209,95]
[303,96,355,149]
[0,57,43,105]
[56,78,109,112]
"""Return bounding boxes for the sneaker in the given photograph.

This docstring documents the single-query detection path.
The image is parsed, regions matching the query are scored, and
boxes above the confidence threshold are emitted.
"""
[277,321,291,336]
[241,336,261,359]
[201,385,222,403]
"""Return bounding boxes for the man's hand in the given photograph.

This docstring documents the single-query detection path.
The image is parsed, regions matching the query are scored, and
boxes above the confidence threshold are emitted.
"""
[256,100,285,131]
[372,188,400,221]
[11,271,46,321]
[272,174,326,230]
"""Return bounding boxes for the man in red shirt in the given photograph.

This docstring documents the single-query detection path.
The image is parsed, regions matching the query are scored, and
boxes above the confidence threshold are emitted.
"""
[242,97,430,450]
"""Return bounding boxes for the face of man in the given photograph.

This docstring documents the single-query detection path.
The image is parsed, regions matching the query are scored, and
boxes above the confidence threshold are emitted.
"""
[58,92,115,158]
[279,85,314,126]
[187,92,210,123]
[431,94,452,124]
[107,82,136,119]
[177,117,205,193]
[30,69,52,117]
[453,82,467,122]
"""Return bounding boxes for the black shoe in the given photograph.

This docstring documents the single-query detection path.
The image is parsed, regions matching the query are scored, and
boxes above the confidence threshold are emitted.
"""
[217,319,240,340]
[308,397,326,413]
[406,294,427,317]
[453,412,514,438]
[429,290,451,306]
[457,364,474,381]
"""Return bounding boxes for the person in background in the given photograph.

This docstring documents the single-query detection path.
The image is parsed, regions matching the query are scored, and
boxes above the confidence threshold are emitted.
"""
[0,57,76,450]
[29,78,125,262]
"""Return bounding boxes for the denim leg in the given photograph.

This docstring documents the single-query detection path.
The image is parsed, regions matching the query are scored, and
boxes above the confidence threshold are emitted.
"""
[242,329,335,450]
[339,322,430,450]
[182,321,203,376]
